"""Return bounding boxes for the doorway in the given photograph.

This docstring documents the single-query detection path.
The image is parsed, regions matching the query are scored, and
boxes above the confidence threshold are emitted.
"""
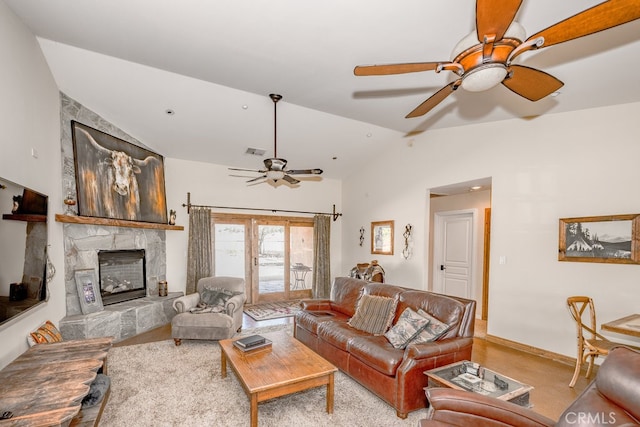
[429,179,492,321]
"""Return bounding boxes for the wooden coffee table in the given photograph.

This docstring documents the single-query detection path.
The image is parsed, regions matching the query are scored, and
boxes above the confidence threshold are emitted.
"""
[219,330,337,427]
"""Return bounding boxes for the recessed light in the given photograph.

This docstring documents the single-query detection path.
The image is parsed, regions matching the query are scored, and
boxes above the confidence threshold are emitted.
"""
[470,186,482,191]
[165,109,175,116]
[366,133,372,138]
[551,91,561,97]
[242,105,248,110]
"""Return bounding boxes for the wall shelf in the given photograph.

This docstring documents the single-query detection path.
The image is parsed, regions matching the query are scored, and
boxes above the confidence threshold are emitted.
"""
[2,213,47,222]
[55,214,184,231]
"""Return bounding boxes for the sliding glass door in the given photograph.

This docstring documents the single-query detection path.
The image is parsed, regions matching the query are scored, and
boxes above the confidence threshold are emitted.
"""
[211,213,313,304]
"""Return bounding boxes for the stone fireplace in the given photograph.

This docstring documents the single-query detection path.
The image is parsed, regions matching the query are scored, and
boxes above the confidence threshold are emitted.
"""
[58,222,180,342]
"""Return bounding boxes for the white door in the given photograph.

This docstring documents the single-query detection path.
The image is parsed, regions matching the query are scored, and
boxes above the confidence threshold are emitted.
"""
[433,210,475,299]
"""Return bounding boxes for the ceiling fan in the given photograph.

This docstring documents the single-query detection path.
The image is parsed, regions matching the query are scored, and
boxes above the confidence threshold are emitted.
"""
[354,0,640,119]
[229,93,323,185]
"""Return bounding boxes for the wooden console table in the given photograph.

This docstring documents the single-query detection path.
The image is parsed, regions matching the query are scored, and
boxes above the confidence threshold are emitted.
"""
[0,337,113,426]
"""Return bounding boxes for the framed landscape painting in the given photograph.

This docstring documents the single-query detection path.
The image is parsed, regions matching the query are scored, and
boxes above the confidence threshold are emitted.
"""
[558,214,640,264]
[71,121,168,224]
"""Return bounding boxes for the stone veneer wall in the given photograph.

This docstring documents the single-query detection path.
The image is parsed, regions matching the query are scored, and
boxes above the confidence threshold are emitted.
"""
[58,93,179,341]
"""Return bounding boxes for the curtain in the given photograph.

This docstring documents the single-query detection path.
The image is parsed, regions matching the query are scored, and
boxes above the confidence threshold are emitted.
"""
[186,208,212,295]
[312,215,331,299]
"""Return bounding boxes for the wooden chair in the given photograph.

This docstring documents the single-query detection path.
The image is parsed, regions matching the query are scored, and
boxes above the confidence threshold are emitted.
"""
[566,296,640,387]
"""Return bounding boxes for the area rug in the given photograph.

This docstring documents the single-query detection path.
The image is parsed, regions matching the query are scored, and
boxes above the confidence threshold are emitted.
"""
[100,324,424,426]
[243,300,301,321]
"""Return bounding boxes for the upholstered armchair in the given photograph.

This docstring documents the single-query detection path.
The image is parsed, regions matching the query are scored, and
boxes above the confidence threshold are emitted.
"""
[171,276,246,345]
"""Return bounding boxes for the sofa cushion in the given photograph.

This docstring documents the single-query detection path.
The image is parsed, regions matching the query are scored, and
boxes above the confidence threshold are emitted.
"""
[348,294,398,335]
[296,310,349,335]
[330,277,367,317]
[317,320,371,351]
[349,335,405,376]
[410,309,452,344]
[385,307,430,349]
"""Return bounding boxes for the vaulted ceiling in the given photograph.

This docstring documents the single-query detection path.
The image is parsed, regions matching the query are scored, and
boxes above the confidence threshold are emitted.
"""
[6,0,640,180]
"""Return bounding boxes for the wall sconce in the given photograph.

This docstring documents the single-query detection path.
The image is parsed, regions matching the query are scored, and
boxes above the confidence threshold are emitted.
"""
[402,224,413,260]
[359,227,365,246]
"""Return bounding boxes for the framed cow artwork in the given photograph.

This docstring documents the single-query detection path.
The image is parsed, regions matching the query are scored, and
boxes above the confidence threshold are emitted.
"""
[71,121,168,224]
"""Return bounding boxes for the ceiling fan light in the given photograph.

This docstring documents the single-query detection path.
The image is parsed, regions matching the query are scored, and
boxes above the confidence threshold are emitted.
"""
[266,170,285,181]
[461,64,508,92]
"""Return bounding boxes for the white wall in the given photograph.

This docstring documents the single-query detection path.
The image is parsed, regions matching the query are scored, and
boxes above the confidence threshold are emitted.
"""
[343,101,640,359]
[163,158,343,294]
[0,1,62,368]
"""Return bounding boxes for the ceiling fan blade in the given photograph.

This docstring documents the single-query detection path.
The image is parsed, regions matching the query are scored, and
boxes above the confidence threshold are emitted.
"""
[228,167,263,173]
[405,80,461,119]
[476,0,523,42]
[246,175,267,183]
[286,168,323,175]
[527,0,640,49]
[354,62,444,76]
[282,175,300,185]
[502,64,564,101]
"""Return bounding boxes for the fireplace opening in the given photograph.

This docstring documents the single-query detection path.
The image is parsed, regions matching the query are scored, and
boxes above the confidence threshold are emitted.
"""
[98,249,146,305]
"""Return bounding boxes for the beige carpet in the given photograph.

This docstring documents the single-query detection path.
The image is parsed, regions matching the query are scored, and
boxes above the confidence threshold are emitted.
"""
[243,300,302,321]
[100,325,424,426]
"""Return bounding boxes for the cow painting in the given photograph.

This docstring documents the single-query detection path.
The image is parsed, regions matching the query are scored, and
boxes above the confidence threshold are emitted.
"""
[71,121,168,224]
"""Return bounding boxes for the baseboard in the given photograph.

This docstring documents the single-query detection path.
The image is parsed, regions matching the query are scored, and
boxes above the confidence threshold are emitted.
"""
[485,334,576,366]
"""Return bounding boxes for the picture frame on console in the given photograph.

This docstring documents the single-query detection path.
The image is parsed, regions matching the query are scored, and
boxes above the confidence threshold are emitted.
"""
[75,268,103,314]
[371,220,394,255]
[558,214,640,264]
[71,120,168,224]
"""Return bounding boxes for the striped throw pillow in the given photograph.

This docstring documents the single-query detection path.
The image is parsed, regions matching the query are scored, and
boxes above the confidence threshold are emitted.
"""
[28,320,63,346]
[348,294,397,335]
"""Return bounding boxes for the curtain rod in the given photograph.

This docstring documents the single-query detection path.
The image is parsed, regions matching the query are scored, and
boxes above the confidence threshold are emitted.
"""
[182,192,342,221]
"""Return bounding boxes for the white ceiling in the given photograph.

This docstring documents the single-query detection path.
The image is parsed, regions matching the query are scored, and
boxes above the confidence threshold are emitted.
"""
[5,0,640,182]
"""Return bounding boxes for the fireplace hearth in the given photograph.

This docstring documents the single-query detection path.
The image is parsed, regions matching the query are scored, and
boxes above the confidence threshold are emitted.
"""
[98,249,146,305]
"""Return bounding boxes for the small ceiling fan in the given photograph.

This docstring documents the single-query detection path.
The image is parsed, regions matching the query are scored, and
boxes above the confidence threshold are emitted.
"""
[229,93,323,185]
[354,0,640,119]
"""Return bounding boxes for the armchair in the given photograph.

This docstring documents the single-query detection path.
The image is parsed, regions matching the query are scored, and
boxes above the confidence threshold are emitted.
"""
[420,346,640,426]
[171,276,246,345]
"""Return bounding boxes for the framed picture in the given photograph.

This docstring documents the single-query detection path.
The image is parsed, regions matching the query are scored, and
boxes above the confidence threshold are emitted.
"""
[71,121,168,224]
[75,268,103,314]
[559,214,640,264]
[371,220,394,255]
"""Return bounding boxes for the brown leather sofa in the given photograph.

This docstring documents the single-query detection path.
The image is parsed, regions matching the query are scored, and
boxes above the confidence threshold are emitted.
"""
[420,346,640,426]
[294,277,476,418]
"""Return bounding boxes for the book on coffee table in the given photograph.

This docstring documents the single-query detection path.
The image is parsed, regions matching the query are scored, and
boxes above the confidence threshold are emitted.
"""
[233,338,272,353]
[234,334,266,348]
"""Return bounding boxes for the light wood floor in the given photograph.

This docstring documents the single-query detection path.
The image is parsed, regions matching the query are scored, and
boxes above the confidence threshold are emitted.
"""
[115,315,590,421]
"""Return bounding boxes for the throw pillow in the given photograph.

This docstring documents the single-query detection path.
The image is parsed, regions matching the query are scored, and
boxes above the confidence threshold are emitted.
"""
[200,287,242,307]
[384,307,430,349]
[27,320,63,346]
[348,294,397,335]
[409,309,452,344]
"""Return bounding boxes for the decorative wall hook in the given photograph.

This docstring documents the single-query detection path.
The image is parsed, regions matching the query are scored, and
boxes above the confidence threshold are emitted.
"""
[402,224,413,260]
[359,227,365,246]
